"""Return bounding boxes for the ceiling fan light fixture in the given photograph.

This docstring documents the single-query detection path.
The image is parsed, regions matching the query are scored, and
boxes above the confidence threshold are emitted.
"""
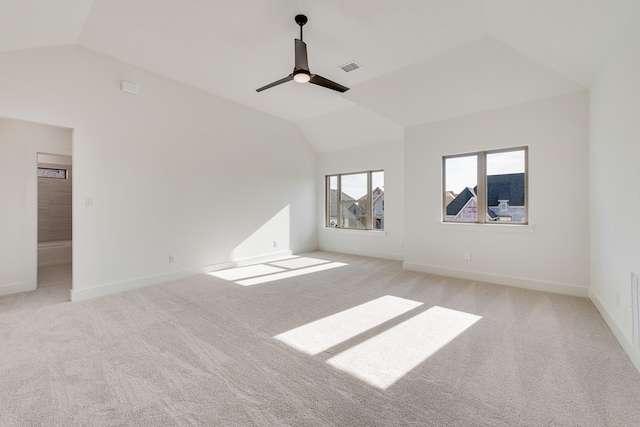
[255,14,349,93]
[293,71,310,83]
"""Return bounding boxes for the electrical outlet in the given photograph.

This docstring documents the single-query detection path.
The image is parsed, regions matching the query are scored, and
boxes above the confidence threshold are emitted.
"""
[616,291,620,306]
[169,255,176,264]
[273,240,278,247]
[463,253,470,261]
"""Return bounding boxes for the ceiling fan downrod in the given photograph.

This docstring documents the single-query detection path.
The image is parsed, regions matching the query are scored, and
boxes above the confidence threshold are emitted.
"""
[295,14,307,41]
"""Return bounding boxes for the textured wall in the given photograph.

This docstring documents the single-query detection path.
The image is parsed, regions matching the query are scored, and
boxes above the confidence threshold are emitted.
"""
[38,163,72,243]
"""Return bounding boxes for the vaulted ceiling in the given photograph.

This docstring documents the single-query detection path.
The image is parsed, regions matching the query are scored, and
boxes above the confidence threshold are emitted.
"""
[1,0,638,152]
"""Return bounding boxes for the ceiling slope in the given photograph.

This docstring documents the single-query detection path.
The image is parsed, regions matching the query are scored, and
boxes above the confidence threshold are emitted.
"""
[0,0,93,52]
[1,1,637,151]
[344,37,585,128]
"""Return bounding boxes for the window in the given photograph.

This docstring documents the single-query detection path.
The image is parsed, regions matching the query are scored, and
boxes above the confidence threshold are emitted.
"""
[37,167,67,179]
[443,147,527,224]
[326,170,384,230]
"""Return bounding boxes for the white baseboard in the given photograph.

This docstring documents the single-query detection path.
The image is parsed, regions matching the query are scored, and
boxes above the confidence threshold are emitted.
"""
[402,262,589,297]
[70,250,294,302]
[0,281,35,296]
[318,245,404,261]
[589,288,640,374]
[292,245,319,255]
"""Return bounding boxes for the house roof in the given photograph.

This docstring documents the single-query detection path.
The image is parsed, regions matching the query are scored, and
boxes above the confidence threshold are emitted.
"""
[446,187,476,216]
[2,1,635,153]
[487,173,525,206]
[328,189,355,217]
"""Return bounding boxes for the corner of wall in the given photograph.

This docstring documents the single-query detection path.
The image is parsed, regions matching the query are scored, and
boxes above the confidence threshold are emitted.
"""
[589,287,640,373]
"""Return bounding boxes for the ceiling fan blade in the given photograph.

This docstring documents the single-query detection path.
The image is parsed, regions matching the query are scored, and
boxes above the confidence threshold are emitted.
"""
[256,74,293,92]
[294,39,309,71]
[309,74,350,93]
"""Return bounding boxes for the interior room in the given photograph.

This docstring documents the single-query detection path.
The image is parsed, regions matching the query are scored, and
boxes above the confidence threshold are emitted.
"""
[1,0,639,425]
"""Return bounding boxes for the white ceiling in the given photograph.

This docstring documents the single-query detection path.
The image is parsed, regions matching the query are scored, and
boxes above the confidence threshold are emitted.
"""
[1,0,638,152]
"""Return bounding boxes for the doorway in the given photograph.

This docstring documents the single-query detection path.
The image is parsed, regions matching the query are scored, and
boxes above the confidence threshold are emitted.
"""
[36,153,73,293]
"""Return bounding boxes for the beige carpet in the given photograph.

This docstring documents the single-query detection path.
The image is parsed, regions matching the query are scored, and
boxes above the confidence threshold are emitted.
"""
[2,252,640,426]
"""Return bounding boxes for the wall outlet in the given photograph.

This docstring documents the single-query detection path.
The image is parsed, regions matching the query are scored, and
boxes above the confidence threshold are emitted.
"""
[169,255,176,264]
[616,291,620,306]
[273,240,278,247]
[463,253,471,261]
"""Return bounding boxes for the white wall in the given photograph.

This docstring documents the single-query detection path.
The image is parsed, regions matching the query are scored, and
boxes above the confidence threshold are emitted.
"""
[0,119,72,296]
[0,46,318,301]
[318,140,405,260]
[589,37,640,371]
[404,92,590,296]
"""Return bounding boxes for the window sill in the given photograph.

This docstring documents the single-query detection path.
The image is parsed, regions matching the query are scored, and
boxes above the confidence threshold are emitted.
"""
[322,228,387,236]
[438,222,535,234]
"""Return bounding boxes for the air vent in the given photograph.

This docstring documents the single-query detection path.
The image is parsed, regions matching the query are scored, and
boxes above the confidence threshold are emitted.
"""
[339,61,362,73]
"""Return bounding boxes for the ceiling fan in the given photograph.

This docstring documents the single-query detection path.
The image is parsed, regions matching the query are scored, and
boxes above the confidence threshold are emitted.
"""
[256,14,349,93]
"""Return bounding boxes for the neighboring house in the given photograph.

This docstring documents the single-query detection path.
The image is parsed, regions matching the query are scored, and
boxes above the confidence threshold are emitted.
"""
[445,173,525,222]
[486,173,525,222]
[444,191,457,207]
[327,189,354,227]
[371,187,385,230]
[329,187,385,229]
[445,187,495,221]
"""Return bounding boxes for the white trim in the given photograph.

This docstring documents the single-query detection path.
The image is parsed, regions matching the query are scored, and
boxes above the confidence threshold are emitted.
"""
[403,261,588,297]
[321,228,387,236]
[590,288,640,374]
[292,245,320,254]
[318,245,403,261]
[0,282,35,297]
[70,250,294,302]
[439,222,535,234]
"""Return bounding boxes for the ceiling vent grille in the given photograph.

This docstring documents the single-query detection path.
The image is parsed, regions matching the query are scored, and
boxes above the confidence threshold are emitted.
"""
[339,61,362,73]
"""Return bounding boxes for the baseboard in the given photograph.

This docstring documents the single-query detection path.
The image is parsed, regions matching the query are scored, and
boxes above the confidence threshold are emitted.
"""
[402,262,589,297]
[70,250,294,302]
[589,288,640,374]
[0,281,35,296]
[318,245,404,261]
[292,245,319,255]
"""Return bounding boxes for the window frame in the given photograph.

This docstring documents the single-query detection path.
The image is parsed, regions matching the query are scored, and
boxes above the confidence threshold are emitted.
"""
[442,146,528,225]
[37,167,68,179]
[325,169,384,231]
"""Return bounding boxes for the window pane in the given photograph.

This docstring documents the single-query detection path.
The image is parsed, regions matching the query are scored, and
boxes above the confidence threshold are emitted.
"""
[371,171,384,230]
[327,176,338,227]
[444,156,478,222]
[341,173,368,229]
[486,150,526,223]
[38,167,67,179]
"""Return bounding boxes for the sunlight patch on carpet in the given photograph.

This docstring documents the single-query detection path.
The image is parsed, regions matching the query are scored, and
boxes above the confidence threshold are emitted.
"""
[327,306,482,389]
[208,264,285,281]
[275,295,423,355]
[207,257,348,286]
[236,262,347,286]
[269,257,330,269]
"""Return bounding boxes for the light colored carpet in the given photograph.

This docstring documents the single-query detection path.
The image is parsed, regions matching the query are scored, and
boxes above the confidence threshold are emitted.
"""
[2,253,640,426]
